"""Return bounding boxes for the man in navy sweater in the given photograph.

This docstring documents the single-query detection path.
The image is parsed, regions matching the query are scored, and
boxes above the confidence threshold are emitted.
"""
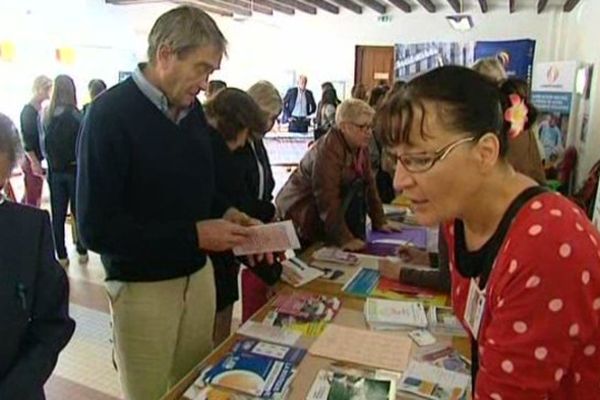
[77,6,263,400]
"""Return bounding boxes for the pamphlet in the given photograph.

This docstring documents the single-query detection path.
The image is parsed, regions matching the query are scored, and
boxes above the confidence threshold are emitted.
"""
[311,247,359,266]
[237,321,301,346]
[231,339,306,365]
[341,267,380,297]
[233,220,301,256]
[427,306,468,337]
[306,369,395,400]
[398,361,470,400]
[281,257,324,288]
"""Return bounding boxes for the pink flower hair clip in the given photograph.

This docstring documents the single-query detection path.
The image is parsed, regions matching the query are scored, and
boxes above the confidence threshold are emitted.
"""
[504,94,529,139]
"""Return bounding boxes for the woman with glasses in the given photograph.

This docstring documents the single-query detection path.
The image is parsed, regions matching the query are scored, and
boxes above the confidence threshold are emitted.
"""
[276,98,393,251]
[377,65,600,400]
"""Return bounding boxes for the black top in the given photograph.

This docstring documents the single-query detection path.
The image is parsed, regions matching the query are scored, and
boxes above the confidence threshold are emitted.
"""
[454,186,547,386]
[19,104,43,161]
[77,78,229,282]
[0,201,75,400]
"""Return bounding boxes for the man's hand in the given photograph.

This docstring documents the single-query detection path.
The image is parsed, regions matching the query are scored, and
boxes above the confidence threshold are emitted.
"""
[342,238,366,252]
[396,246,430,266]
[222,208,274,266]
[196,219,251,252]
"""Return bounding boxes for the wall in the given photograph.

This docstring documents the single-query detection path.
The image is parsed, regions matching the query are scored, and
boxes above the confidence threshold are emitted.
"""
[558,1,600,186]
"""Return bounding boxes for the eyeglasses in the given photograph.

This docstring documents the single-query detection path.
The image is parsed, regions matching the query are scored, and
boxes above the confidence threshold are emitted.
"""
[392,137,475,173]
[352,122,373,131]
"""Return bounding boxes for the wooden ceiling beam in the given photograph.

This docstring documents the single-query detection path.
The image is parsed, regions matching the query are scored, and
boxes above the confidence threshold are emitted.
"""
[254,0,295,14]
[356,0,386,14]
[190,0,252,15]
[446,0,461,13]
[221,0,273,14]
[415,0,435,13]
[331,0,362,13]
[477,0,488,13]
[303,0,339,13]
[564,0,582,12]
[106,0,235,16]
[509,0,516,14]
[272,0,317,14]
[537,0,548,14]
[387,0,410,13]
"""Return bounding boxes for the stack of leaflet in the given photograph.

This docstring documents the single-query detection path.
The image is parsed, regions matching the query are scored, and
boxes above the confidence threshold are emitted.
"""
[364,298,428,331]
[201,339,306,399]
[427,306,468,337]
[281,257,324,288]
[306,369,396,400]
[264,293,341,336]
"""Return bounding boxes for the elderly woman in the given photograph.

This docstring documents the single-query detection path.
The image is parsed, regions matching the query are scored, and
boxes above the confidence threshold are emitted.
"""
[378,65,600,399]
[0,113,74,399]
[276,98,392,251]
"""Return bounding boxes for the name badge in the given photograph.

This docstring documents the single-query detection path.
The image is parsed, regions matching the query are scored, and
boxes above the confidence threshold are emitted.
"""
[464,278,486,339]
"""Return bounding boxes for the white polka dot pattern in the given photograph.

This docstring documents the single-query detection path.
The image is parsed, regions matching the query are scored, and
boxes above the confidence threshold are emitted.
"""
[490,393,503,400]
[531,200,542,210]
[582,270,590,285]
[555,368,564,382]
[584,345,596,356]
[513,321,528,334]
[550,209,563,217]
[526,276,541,288]
[508,260,518,274]
[559,243,572,258]
[569,323,580,337]
[535,347,548,360]
[548,299,564,312]
[528,225,543,236]
[501,360,514,373]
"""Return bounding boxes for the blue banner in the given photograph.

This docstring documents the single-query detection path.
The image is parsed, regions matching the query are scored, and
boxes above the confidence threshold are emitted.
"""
[474,39,536,84]
[531,91,573,113]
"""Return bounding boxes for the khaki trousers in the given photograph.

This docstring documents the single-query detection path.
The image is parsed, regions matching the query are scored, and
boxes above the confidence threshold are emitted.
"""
[105,262,216,400]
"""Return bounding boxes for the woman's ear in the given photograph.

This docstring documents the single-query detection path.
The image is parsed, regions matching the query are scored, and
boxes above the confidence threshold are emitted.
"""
[474,132,501,172]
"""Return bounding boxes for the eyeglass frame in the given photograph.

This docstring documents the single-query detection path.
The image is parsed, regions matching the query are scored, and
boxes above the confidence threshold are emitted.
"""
[393,136,476,173]
[350,122,373,131]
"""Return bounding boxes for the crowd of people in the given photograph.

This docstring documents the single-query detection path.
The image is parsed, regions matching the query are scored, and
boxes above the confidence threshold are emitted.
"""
[0,5,599,400]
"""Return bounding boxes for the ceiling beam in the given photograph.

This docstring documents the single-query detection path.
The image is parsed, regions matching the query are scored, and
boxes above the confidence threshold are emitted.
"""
[191,0,252,15]
[356,0,386,14]
[303,0,339,13]
[272,0,317,14]
[537,0,548,13]
[564,0,582,12]
[106,0,235,16]
[415,0,435,13]
[477,0,488,13]
[509,0,515,13]
[446,0,460,13]
[221,0,273,14]
[254,0,295,14]
[331,0,362,13]
[387,0,410,13]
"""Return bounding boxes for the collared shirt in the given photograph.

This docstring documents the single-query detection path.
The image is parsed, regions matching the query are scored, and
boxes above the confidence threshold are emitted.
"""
[132,64,192,124]
[249,140,265,200]
[291,89,307,118]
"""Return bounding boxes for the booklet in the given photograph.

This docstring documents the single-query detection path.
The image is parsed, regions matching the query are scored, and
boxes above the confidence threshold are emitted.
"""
[341,267,380,297]
[311,247,360,266]
[281,257,324,288]
[364,298,429,330]
[237,321,301,346]
[273,293,341,322]
[231,339,307,365]
[398,361,470,400]
[306,369,396,400]
[202,351,296,398]
[427,306,468,337]
[358,228,428,257]
[233,220,301,256]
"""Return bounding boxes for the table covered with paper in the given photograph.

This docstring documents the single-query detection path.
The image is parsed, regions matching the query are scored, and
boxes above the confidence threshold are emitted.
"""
[163,220,471,400]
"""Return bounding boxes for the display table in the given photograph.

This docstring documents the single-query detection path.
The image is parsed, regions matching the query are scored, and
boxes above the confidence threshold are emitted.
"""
[162,252,470,400]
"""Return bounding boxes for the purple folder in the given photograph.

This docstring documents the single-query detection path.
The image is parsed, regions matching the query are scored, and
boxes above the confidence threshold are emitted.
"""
[360,227,428,256]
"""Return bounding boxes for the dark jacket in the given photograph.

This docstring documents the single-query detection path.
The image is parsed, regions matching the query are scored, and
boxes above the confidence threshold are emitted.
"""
[0,201,75,400]
[283,88,316,121]
[275,128,386,246]
[20,104,44,161]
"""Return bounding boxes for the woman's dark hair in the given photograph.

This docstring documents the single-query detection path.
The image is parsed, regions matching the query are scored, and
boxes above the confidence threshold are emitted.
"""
[321,88,338,107]
[45,74,77,125]
[351,83,367,100]
[204,88,268,142]
[377,66,537,158]
[321,82,340,105]
[88,79,107,100]
[321,81,334,92]
[367,85,389,109]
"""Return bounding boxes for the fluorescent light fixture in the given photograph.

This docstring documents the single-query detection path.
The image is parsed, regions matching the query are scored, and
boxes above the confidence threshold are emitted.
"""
[446,15,474,31]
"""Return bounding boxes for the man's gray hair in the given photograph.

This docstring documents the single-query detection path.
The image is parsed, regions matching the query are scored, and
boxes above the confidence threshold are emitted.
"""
[147,5,227,63]
[0,113,23,171]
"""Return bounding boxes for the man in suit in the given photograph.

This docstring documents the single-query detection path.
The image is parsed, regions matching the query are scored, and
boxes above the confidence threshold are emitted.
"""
[0,113,75,400]
[283,75,316,133]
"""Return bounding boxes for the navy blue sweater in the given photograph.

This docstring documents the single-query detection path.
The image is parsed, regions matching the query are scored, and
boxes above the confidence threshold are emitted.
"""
[77,78,228,282]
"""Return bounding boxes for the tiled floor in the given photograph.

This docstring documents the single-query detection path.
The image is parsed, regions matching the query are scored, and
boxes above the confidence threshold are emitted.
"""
[8,162,294,400]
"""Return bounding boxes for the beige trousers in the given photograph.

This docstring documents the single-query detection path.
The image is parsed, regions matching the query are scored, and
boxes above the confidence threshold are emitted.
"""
[105,261,216,400]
